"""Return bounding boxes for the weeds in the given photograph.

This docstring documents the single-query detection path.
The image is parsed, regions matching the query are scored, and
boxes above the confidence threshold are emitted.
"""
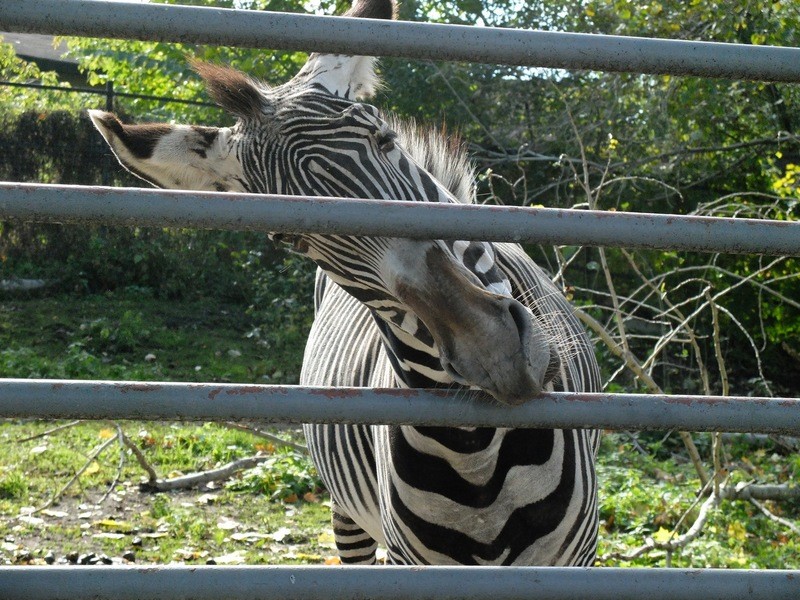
[0,470,27,500]
[226,451,322,502]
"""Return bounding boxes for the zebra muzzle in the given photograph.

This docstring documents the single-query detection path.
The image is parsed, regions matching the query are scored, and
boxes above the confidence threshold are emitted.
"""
[387,241,557,405]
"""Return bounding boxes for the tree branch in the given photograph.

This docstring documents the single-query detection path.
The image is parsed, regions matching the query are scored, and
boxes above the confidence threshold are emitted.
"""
[139,454,272,492]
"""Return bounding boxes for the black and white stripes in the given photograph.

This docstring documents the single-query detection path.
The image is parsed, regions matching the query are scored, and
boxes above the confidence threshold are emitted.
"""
[292,85,601,566]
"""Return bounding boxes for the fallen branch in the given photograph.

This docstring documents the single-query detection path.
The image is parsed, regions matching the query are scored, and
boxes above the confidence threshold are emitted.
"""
[97,423,127,504]
[600,481,720,562]
[117,422,307,491]
[139,454,271,492]
[721,482,800,502]
[599,479,800,564]
[118,427,159,484]
[14,420,82,443]
[749,498,800,536]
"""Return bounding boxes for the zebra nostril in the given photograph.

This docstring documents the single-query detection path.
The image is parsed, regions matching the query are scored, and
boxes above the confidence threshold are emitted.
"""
[506,299,532,345]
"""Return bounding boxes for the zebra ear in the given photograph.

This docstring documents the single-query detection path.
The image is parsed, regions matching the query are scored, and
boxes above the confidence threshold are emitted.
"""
[88,110,243,192]
[292,0,397,99]
[191,60,270,120]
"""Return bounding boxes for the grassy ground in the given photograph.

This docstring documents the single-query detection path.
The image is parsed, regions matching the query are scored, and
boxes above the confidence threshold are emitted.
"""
[0,420,333,566]
[0,291,798,568]
[0,289,301,383]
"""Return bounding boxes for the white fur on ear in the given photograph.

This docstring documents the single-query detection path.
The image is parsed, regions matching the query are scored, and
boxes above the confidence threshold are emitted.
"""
[88,110,244,192]
[296,54,382,100]
[285,0,397,100]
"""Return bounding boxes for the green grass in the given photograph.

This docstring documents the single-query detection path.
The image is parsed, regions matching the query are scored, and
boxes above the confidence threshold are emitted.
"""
[0,290,798,568]
[0,289,327,565]
[597,433,800,569]
[0,420,332,566]
[0,288,303,383]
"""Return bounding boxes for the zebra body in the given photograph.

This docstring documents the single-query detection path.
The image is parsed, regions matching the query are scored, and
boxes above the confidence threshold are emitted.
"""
[88,0,600,569]
[304,240,600,566]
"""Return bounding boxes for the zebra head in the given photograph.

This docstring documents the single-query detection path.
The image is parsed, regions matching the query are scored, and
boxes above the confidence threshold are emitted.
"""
[88,0,560,404]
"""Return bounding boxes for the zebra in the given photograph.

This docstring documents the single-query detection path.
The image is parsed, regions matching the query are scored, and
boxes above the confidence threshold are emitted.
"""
[88,0,600,567]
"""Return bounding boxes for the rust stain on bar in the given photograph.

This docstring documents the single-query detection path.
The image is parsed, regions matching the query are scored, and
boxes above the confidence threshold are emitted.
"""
[223,385,281,396]
[115,383,162,393]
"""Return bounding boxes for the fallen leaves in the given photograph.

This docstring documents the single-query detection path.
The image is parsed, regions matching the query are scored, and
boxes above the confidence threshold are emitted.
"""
[92,519,134,533]
[216,517,242,531]
[316,532,336,549]
[98,428,116,440]
[196,493,219,505]
[92,532,126,540]
[29,444,48,455]
[267,527,293,542]
[212,550,248,565]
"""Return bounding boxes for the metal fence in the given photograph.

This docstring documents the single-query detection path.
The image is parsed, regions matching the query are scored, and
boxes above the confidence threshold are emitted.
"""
[1,1,799,598]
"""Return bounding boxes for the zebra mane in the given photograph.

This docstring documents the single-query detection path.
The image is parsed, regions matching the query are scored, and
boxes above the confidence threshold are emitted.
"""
[387,115,476,205]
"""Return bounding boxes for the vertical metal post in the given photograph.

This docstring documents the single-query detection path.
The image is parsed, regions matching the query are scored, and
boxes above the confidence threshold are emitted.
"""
[105,80,114,112]
[101,81,114,186]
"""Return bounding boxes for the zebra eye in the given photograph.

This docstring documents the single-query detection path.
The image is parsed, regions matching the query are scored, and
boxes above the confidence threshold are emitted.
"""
[377,130,397,152]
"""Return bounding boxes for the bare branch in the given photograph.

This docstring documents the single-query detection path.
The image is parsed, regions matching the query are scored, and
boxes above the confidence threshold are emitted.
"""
[576,308,709,486]
[14,420,82,443]
[620,249,711,397]
[749,498,800,536]
[608,133,798,172]
[430,63,502,150]
[25,434,118,515]
[118,427,159,484]
[223,422,308,455]
[139,454,272,492]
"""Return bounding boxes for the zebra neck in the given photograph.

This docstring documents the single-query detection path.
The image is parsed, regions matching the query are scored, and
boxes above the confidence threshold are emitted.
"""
[370,311,452,388]
[370,312,512,456]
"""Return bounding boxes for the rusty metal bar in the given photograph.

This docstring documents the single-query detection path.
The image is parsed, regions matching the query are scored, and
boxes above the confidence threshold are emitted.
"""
[1,183,798,255]
[2,0,800,82]
[0,379,798,434]
[1,565,799,600]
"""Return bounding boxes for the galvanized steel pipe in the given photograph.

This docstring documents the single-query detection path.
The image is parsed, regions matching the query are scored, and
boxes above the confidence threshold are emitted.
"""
[1,183,798,255]
[1,379,798,434]
[1,0,800,82]
[1,565,799,600]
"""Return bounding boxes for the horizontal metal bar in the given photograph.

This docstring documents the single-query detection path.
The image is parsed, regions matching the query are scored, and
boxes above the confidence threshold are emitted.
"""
[2,1,800,82]
[1,379,798,434]
[0,79,218,108]
[1,184,798,255]
[1,566,798,600]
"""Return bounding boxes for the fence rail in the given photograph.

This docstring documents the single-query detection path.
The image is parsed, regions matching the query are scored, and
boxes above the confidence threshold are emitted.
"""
[1,379,798,434]
[1,183,798,255]
[2,565,798,600]
[2,0,800,82]
[0,79,218,108]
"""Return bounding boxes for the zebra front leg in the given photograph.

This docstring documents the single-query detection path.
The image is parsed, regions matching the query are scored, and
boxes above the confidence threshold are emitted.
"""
[331,502,379,564]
